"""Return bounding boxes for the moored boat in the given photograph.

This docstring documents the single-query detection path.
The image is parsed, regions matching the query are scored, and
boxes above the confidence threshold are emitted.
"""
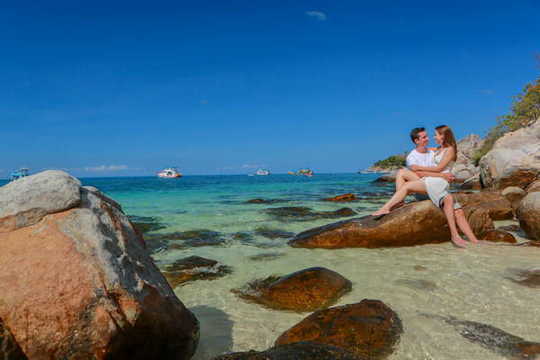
[254,168,270,176]
[157,167,182,178]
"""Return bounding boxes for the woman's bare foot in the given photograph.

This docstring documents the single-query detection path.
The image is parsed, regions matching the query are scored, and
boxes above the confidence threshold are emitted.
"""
[372,208,390,217]
[469,238,479,244]
[451,235,468,248]
[390,200,405,211]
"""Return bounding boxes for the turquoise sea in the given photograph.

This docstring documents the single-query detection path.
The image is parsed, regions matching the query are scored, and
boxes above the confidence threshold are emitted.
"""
[7,174,540,359]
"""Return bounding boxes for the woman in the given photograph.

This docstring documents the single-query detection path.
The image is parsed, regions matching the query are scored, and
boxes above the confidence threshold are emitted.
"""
[372,125,478,248]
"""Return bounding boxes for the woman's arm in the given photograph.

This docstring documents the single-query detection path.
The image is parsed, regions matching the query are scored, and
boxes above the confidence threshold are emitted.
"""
[410,147,455,172]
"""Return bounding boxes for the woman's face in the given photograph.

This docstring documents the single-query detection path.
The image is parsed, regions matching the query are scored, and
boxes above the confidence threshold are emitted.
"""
[434,130,444,145]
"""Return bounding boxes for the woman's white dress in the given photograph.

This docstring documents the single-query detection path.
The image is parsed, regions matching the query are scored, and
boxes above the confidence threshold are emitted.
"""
[422,148,461,209]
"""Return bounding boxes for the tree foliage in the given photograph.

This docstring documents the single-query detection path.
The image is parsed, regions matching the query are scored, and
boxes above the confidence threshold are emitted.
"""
[373,154,406,169]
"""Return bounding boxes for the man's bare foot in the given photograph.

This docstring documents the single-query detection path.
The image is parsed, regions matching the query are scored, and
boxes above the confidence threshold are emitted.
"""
[390,200,405,211]
[372,208,390,217]
[451,236,468,248]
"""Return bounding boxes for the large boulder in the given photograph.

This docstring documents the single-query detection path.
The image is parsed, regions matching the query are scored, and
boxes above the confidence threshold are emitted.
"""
[501,186,526,212]
[0,170,81,232]
[479,119,540,189]
[289,200,493,249]
[232,267,352,312]
[526,180,540,193]
[517,192,540,240]
[275,300,402,360]
[454,191,513,220]
[0,171,199,359]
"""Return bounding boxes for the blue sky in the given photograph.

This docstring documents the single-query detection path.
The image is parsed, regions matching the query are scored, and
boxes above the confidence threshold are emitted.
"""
[1,0,539,177]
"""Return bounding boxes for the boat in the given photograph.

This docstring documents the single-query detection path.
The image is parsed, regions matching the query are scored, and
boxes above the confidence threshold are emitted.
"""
[10,168,29,181]
[254,169,270,176]
[297,168,314,177]
[157,167,182,178]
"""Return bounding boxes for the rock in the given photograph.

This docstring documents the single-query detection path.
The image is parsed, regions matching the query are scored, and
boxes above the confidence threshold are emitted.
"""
[232,267,352,312]
[212,342,363,360]
[517,192,540,240]
[498,224,521,232]
[162,256,232,288]
[452,164,478,182]
[254,227,295,239]
[457,134,484,165]
[248,252,286,261]
[373,172,397,183]
[502,186,526,212]
[245,198,286,204]
[275,299,402,360]
[147,229,228,249]
[527,180,540,193]
[0,318,27,360]
[0,170,81,232]
[481,229,517,243]
[289,200,493,249]
[0,172,199,359]
[454,191,513,220]
[479,119,540,189]
[519,240,540,247]
[424,314,540,359]
[414,265,428,271]
[507,268,540,288]
[458,174,482,190]
[128,215,166,234]
[265,207,356,222]
[323,193,357,202]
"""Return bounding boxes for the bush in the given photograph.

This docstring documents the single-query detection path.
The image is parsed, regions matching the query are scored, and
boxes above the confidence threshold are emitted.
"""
[373,154,406,169]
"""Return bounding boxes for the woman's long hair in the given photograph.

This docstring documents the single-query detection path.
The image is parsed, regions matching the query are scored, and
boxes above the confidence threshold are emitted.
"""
[435,125,458,161]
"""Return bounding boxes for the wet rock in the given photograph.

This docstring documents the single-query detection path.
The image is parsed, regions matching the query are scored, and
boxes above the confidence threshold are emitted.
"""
[275,299,402,360]
[424,314,540,359]
[0,172,199,359]
[394,278,437,291]
[162,256,232,288]
[254,227,295,239]
[289,200,493,249]
[128,215,166,234]
[212,342,364,360]
[265,207,356,222]
[323,193,358,202]
[246,198,287,204]
[248,252,286,261]
[0,170,81,232]
[0,318,27,359]
[233,267,352,312]
[507,268,540,288]
[454,191,514,220]
[149,229,228,249]
[481,229,517,243]
[517,192,540,240]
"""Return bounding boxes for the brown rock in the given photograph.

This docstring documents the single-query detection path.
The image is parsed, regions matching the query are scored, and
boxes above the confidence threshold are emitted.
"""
[232,267,352,312]
[162,256,232,288]
[323,193,358,202]
[0,318,27,360]
[288,200,493,249]
[275,299,402,360]
[481,229,516,243]
[501,186,526,212]
[526,180,540,193]
[373,173,396,183]
[0,183,199,359]
[458,174,482,190]
[454,191,513,220]
[517,192,540,240]
[211,342,364,360]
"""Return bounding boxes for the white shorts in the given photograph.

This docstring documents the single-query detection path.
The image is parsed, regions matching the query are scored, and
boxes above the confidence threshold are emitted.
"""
[422,177,462,209]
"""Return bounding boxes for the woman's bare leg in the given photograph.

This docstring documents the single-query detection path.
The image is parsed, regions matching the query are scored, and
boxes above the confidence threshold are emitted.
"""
[442,196,468,248]
[454,208,479,243]
[396,168,421,191]
[373,180,427,216]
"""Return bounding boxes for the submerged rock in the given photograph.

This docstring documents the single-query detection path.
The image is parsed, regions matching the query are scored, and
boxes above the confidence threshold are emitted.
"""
[394,278,437,291]
[128,215,166,234]
[289,200,493,249]
[0,171,199,359]
[245,198,287,204]
[248,252,286,261]
[424,313,540,359]
[254,226,295,239]
[162,256,232,288]
[212,342,364,360]
[517,192,540,240]
[147,229,228,249]
[506,268,540,288]
[323,193,358,202]
[265,207,356,222]
[232,267,352,312]
[481,229,517,243]
[275,299,402,360]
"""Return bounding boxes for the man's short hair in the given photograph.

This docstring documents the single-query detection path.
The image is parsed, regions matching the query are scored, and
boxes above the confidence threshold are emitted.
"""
[410,127,425,143]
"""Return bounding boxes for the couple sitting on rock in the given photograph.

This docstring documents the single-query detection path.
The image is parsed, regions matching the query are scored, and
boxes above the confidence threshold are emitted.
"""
[372,125,479,248]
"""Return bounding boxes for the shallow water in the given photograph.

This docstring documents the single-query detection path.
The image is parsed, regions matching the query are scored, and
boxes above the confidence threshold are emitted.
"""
[79,174,540,359]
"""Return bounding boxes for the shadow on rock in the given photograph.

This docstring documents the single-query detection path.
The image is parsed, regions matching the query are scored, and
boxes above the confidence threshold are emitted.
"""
[190,305,234,360]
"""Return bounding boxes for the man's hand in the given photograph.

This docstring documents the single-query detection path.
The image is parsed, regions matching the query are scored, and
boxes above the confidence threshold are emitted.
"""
[443,173,455,182]
[410,165,420,171]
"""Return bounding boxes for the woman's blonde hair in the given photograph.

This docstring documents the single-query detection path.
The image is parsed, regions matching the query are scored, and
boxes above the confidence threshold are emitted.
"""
[435,125,457,161]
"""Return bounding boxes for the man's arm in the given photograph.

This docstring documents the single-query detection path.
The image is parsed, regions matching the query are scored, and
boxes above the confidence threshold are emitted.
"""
[415,171,455,182]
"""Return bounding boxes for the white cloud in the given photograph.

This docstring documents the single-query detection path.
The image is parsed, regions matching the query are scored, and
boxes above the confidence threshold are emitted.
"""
[306,10,327,21]
[84,165,129,172]
[241,163,263,169]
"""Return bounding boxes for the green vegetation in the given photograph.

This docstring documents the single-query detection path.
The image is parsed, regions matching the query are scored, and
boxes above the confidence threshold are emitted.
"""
[473,76,540,165]
[373,154,406,169]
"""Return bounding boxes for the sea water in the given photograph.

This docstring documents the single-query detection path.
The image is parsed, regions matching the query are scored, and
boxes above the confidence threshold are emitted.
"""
[10,174,540,359]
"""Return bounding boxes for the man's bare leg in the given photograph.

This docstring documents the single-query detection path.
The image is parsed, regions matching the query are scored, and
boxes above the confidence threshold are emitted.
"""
[454,208,479,244]
[442,196,468,248]
[373,180,427,216]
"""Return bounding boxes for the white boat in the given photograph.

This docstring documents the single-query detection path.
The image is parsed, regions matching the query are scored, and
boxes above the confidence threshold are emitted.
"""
[157,167,182,178]
[10,168,29,181]
[254,169,270,176]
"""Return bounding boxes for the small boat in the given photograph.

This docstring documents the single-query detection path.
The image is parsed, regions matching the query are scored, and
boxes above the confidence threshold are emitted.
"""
[254,169,270,176]
[297,168,314,177]
[10,168,29,181]
[157,167,182,178]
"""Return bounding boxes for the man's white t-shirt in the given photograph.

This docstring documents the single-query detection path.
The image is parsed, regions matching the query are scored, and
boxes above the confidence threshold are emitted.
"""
[406,149,435,168]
